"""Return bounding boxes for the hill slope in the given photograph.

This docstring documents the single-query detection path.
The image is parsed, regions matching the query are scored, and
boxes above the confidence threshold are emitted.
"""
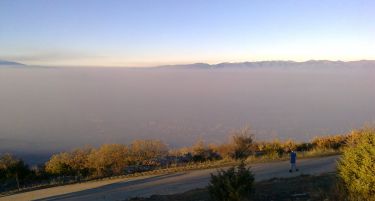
[156,60,375,69]
[0,60,25,66]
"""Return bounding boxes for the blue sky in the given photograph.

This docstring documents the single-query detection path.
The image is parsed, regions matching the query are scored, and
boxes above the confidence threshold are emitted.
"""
[0,0,374,66]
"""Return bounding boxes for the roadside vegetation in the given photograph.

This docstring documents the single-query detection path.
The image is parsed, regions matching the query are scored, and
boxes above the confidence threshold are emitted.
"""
[208,161,254,201]
[0,126,367,195]
[337,128,375,201]
[126,127,375,201]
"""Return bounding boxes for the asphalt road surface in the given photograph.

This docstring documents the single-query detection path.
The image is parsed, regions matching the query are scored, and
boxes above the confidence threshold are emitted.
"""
[1,155,340,201]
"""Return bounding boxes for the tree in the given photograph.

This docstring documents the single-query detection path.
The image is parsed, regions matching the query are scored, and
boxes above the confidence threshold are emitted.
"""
[68,147,92,177]
[45,147,92,177]
[338,128,375,200]
[208,161,254,201]
[0,154,30,190]
[45,152,73,176]
[87,144,130,177]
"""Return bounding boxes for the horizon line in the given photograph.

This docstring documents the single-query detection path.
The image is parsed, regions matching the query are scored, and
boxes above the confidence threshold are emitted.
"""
[3,59,375,68]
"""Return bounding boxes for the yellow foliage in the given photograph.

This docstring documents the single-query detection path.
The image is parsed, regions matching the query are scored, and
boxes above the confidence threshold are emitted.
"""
[338,128,375,200]
[87,144,129,177]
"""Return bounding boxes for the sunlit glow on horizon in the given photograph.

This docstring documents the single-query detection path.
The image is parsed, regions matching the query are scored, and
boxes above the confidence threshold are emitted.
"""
[1,0,374,67]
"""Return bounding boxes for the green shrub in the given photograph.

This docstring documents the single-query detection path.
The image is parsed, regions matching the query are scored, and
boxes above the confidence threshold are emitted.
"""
[208,161,254,201]
[337,128,375,201]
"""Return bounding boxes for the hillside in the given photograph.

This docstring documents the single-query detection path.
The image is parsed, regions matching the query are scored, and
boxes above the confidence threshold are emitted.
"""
[156,60,375,69]
[0,60,25,66]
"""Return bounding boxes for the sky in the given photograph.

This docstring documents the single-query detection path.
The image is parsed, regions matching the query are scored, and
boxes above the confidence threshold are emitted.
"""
[0,0,374,67]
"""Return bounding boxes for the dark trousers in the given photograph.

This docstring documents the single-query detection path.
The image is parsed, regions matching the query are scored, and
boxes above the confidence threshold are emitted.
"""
[290,163,297,171]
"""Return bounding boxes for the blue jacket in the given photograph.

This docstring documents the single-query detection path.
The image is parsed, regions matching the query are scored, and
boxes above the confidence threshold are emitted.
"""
[290,152,296,163]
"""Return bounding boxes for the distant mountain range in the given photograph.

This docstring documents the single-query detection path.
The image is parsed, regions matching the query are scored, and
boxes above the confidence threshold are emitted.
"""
[156,60,375,69]
[0,60,25,66]
[1,59,374,68]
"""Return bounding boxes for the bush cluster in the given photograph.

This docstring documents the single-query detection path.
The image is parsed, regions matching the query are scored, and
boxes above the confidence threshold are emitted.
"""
[0,154,40,192]
[1,126,365,192]
[337,128,375,200]
[45,140,168,178]
[208,162,254,201]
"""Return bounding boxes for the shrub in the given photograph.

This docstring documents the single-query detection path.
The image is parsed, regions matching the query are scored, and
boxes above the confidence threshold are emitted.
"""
[258,140,284,159]
[208,161,254,201]
[230,127,255,160]
[215,143,235,159]
[282,139,297,152]
[190,140,221,162]
[337,128,375,201]
[130,140,169,163]
[295,142,313,152]
[312,134,347,150]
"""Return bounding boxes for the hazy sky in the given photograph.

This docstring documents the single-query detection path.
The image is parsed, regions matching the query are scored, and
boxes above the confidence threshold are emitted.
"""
[0,0,374,66]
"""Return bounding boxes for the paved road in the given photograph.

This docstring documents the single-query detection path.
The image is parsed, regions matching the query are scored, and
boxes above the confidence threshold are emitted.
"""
[1,155,340,201]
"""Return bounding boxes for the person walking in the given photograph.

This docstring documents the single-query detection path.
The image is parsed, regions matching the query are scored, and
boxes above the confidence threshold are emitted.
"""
[289,150,299,172]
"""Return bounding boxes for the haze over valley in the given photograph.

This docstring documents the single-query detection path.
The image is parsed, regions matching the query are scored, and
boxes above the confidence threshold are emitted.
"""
[1,61,374,164]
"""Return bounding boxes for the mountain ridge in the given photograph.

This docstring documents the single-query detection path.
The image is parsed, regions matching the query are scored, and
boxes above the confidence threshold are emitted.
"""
[0,59,26,66]
[156,60,375,69]
[1,59,374,68]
